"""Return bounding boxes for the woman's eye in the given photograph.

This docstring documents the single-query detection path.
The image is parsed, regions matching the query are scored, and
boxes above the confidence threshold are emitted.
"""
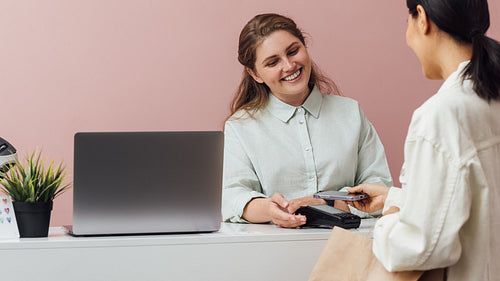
[288,48,299,56]
[266,60,278,67]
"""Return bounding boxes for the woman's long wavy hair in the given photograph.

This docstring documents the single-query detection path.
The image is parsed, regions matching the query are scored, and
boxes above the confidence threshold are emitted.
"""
[228,13,340,119]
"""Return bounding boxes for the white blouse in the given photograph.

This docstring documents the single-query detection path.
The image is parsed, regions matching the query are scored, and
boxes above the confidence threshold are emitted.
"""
[222,86,393,222]
[373,61,500,281]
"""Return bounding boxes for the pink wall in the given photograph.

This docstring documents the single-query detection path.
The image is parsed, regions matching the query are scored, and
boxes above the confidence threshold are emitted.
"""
[1,1,499,227]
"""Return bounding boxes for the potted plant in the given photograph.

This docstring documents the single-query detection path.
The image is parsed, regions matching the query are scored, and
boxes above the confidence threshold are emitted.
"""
[0,150,71,237]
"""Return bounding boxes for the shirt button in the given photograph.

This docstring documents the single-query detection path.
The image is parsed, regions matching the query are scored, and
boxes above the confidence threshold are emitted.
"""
[299,120,304,124]
[309,176,315,181]
[297,108,303,113]
[305,147,310,151]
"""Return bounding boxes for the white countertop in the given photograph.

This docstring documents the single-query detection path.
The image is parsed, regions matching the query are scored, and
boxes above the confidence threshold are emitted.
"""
[0,219,376,249]
[0,219,377,281]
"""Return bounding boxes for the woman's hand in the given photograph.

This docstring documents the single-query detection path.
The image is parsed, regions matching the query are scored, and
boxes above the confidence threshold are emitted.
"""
[287,195,351,212]
[267,193,307,228]
[383,206,400,216]
[242,193,307,228]
[347,183,390,213]
[333,200,351,212]
[287,195,327,214]
[269,193,306,228]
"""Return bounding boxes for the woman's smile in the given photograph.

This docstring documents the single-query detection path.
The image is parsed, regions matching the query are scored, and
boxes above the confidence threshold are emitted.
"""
[282,68,302,82]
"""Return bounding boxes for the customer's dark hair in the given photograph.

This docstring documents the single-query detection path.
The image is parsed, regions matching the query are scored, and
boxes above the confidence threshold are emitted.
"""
[407,0,500,101]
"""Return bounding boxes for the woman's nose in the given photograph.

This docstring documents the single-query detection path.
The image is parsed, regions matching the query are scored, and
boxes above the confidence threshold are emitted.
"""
[283,58,295,71]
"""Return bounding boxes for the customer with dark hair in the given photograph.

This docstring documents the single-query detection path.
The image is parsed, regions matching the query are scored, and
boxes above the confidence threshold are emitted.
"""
[347,0,500,280]
[222,13,393,228]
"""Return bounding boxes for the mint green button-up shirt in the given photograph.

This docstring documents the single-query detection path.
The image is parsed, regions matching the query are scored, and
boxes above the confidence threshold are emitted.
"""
[222,86,393,223]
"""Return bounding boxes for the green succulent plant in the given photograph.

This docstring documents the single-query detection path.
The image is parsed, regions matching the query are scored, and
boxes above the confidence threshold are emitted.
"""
[0,150,72,202]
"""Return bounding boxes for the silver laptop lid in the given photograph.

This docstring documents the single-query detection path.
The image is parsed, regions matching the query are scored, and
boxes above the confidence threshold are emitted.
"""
[72,131,223,235]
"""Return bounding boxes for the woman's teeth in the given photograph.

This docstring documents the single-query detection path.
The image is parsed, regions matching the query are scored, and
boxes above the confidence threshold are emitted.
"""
[283,69,301,81]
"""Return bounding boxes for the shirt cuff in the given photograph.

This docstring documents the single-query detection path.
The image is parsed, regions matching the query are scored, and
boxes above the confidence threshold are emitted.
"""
[227,191,267,223]
[382,187,404,214]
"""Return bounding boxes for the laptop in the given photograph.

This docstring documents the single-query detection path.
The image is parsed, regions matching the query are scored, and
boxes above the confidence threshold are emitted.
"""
[67,131,223,236]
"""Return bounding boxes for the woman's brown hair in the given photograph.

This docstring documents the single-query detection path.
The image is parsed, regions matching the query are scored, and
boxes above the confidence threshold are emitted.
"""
[228,13,340,119]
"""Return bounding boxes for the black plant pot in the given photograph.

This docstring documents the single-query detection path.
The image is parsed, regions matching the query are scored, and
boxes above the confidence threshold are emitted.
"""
[12,201,53,238]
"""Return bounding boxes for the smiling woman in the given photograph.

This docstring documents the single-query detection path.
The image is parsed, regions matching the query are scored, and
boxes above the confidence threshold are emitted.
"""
[229,13,338,116]
[247,30,312,106]
[222,13,393,228]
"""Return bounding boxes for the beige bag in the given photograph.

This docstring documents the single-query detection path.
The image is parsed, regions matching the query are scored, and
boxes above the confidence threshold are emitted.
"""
[308,227,444,281]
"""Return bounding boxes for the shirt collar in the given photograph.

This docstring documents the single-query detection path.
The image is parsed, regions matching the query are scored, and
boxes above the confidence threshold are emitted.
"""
[266,86,323,123]
[302,86,322,119]
[439,60,470,91]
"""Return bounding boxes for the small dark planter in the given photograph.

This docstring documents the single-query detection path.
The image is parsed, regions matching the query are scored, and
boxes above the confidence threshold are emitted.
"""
[12,201,53,238]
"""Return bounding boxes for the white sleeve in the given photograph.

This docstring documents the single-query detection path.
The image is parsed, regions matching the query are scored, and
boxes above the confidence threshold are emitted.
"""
[372,136,470,271]
[382,187,404,214]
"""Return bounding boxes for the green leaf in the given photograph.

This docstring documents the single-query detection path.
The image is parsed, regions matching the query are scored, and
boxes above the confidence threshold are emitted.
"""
[0,149,72,202]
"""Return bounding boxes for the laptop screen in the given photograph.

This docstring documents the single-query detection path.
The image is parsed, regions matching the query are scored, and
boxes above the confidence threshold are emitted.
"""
[71,131,223,236]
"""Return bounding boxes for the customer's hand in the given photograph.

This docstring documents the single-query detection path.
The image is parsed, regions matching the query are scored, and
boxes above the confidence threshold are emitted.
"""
[333,200,351,212]
[268,193,307,228]
[383,206,400,216]
[287,196,327,214]
[346,183,389,213]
